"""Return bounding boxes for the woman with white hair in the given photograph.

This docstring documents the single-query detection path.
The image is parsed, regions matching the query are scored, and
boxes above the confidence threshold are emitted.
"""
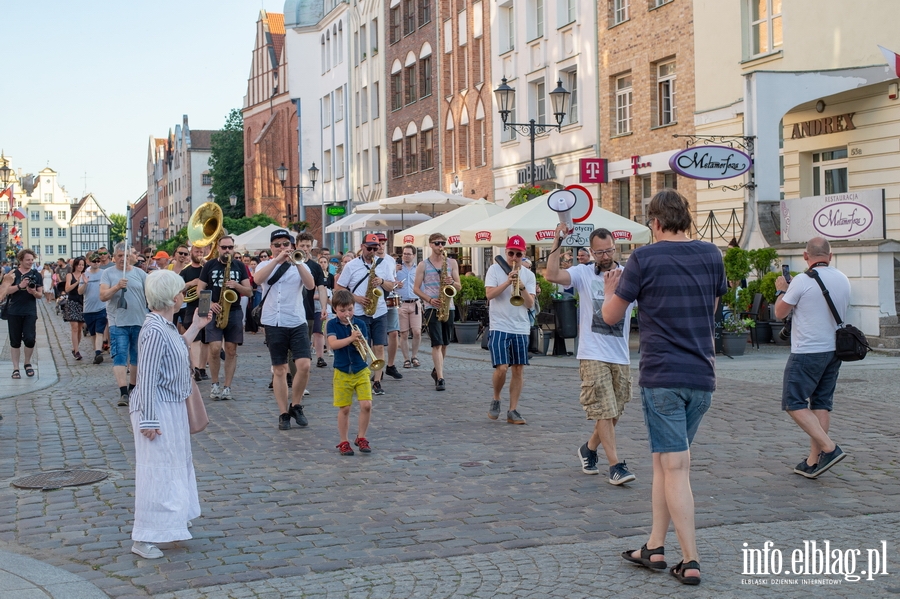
[129,269,212,559]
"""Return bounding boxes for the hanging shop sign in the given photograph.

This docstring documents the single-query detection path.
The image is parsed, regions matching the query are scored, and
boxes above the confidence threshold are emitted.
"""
[780,189,885,242]
[669,145,752,180]
[579,158,607,184]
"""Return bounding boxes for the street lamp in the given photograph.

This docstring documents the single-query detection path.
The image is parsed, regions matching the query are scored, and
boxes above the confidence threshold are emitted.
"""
[493,76,570,188]
[229,194,237,208]
[0,162,16,260]
[276,162,318,237]
[139,217,147,252]
[207,190,215,201]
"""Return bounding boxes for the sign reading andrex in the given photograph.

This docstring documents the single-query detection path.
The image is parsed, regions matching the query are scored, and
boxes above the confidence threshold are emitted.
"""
[668,145,752,180]
[780,189,886,242]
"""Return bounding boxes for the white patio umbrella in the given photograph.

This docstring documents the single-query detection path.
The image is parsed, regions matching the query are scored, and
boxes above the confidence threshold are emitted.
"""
[356,190,477,214]
[349,212,431,231]
[231,224,285,251]
[458,199,652,246]
[325,213,367,234]
[392,198,504,246]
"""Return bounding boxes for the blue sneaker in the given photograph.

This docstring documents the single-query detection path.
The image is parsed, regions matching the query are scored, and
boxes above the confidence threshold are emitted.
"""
[578,443,599,475]
[810,445,846,478]
[609,462,636,485]
[793,458,817,478]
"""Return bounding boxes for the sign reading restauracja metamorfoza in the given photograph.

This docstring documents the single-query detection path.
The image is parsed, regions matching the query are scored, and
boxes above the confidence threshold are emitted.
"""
[780,189,886,243]
[668,145,752,180]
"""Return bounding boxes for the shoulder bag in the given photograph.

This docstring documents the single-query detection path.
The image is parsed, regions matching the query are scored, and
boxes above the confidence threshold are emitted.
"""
[186,378,209,434]
[806,268,870,361]
[251,262,292,326]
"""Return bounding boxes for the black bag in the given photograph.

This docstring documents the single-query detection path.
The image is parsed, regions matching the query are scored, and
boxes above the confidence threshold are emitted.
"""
[251,263,291,326]
[806,269,870,362]
[0,298,7,320]
[528,326,542,354]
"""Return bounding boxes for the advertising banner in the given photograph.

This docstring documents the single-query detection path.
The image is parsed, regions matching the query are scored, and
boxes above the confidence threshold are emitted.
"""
[780,189,885,242]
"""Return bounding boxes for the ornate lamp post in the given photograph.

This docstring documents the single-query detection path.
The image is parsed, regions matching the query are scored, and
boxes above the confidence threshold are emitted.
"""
[493,77,570,188]
[276,162,318,238]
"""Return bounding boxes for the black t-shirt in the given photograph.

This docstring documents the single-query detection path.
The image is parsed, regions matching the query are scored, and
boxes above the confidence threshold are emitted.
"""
[180,264,204,306]
[303,259,326,318]
[66,273,84,306]
[8,269,42,316]
[199,258,249,311]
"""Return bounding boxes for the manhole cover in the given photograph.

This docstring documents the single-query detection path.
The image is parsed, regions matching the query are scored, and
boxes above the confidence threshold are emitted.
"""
[12,470,108,491]
[394,455,417,461]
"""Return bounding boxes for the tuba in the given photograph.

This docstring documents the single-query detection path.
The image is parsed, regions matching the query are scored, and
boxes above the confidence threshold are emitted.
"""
[183,286,199,302]
[509,264,524,306]
[437,249,456,322]
[345,316,385,370]
[216,253,239,329]
[187,202,224,261]
[363,264,383,317]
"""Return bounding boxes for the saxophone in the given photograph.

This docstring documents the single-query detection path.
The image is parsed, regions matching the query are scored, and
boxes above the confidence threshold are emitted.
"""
[437,250,456,322]
[362,262,383,317]
[216,254,239,329]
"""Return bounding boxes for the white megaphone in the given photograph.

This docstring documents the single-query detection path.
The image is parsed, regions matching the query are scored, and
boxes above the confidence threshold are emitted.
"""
[547,189,577,233]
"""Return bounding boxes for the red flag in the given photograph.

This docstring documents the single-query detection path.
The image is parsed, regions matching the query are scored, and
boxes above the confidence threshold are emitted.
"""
[11,208,27,220]
[878,45,900,78]
[0,186,11,200]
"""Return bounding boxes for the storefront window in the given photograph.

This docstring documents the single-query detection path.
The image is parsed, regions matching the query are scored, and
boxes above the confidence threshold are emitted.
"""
[812,149,848,196]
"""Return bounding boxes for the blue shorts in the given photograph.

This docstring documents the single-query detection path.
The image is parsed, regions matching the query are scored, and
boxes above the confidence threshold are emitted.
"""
[781,351,841,412]
[83,310,108,336]
[385,307,400,333]
[357,313,388,347]
[110,325,140,367]
[488,331,530,367]
[640,387,712,453]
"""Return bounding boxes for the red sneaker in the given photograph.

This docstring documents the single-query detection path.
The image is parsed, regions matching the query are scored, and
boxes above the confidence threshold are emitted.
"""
[354,437,371,453]
[336,441,354,456]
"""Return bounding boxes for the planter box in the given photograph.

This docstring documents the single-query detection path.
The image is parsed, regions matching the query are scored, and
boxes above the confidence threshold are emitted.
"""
[721,331,748,356]
[755,321,773,344]
[454,322,480,344]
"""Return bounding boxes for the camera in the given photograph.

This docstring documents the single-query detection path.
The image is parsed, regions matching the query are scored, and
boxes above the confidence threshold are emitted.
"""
[779,316,792,340]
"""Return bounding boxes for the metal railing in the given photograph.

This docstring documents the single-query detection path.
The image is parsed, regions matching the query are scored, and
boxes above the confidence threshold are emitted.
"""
[633,208,744,246]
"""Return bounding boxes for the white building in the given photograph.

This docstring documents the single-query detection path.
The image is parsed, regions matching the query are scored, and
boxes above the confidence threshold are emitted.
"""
[21,167,73,264]
[69,193,113,255]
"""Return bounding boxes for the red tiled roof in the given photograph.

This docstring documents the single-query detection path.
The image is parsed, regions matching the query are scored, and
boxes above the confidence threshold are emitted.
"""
[189,130,215,150]
[268,12,284,35]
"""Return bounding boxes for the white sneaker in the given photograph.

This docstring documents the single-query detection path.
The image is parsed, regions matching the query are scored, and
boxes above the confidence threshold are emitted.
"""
[304,388,310,396]
[210,383,222,400]
[187,520,193,528]
[221,386,234,401]
[131,541,163,559]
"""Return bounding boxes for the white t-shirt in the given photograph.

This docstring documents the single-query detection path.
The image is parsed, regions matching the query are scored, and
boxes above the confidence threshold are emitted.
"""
[782,266,850,354]
[336,256,396,318]
[568,263,634,365]
[258,260,311,327]
[485,264,536,335]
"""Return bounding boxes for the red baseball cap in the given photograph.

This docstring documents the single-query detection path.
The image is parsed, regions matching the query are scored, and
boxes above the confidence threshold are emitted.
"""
[363,234,380,246]
[506,235,526,251]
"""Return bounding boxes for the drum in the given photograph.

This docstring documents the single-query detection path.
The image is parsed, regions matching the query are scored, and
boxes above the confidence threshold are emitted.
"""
[385,293,400,308]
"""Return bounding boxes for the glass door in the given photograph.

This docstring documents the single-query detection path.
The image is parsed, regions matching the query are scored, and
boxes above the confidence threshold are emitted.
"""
[812,148,848,196]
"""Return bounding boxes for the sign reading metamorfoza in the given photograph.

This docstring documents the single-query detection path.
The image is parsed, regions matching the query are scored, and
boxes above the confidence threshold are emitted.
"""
[668,145,752,181]
[780,189,886,243]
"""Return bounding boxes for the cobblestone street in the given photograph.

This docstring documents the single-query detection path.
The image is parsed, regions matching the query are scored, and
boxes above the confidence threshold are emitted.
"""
[1,302,899,598]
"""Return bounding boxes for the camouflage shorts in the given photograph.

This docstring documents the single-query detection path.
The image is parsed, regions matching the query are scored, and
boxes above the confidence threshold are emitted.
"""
[578,360,632,420]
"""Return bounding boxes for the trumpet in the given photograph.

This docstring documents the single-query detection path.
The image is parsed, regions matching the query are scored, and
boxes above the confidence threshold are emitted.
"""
[290,249,309,265]
[344,316,385,371]
[509,264,524,306]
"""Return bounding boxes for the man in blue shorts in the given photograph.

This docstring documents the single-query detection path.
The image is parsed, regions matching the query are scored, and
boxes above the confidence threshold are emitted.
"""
[603,189,726,586]
[81,252,108,364]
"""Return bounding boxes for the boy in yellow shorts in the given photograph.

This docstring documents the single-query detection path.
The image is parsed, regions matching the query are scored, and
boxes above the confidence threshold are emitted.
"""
[326,290,373,455]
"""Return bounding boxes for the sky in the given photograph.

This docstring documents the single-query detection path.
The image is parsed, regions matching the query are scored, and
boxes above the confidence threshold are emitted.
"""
[0,0,287,217]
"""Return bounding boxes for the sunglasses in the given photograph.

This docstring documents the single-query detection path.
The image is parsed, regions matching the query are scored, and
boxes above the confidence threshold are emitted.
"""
[219,245,234,250]
[363,246,377,251]
[97,252,108,255]
[432,241,447,246]
[272,241,291,248]
[177,251,189,256]
[90,260,100,264]
[507,251,523,258]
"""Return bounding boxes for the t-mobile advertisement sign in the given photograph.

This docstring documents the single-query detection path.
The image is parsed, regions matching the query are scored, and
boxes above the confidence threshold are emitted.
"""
[579,159,607,184]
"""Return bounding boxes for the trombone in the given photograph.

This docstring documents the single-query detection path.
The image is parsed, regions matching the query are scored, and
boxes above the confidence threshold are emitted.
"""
[344,316,385,371]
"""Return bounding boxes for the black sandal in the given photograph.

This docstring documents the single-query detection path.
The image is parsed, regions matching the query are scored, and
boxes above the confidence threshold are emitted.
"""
[11,370,20,379]
[622,543,667,570]
[670,560,701,585]
[24,364,35,377]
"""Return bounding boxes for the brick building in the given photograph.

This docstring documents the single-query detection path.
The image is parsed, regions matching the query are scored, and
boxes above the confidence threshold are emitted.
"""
[598,0,696,223]
[385,0,441,195]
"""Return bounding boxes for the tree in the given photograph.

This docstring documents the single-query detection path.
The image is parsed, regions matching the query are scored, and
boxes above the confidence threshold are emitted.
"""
[109,213,127,244]
[208,108,245,219]
[222,213,279,236]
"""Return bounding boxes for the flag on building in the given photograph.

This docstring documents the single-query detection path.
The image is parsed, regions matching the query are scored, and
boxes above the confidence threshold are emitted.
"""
[878,45,900,79]
[0,186,11,200]
[11,208,27,220]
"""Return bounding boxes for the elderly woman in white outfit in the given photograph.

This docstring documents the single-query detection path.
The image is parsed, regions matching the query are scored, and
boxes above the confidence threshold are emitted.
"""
[129,270,211,559]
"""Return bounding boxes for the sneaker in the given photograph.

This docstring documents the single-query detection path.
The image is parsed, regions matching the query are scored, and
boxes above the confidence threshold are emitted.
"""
[488,400,501,420]
[117,393,129,407]
[193,367,201,381]
[287,373,293,388]
[436,378,446,391]
[278,413,291,430]
[506,409,525,424]
[93,353,104,365]
[200,368,209,381]
[220,386,233,401]
[578,443,600,475]
[373,381,385,395]
[354,437,372,453]
[303,388,310,396]
[210,383,222,400]
[316,357,327,368]
[811,445,846,478]
[431,368,438,383]
[337,441,354,456]
[131,541,163,559]
[220,349,226,360]
[384,365,403,379]
[289,403,308,427]
[609,462,636,485]
[794,458,817,478]
[102,341,110,352]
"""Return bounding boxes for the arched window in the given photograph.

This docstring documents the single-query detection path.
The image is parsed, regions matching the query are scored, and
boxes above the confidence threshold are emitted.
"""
[444,112,455,173]
[420,116,434,171]
[392,127,405,178]
[321,35,327,73]
[405,122,419,174]
[459,106,470,170]
[474,100,486,167]
[326,30,331,72]
[338,22,344,63]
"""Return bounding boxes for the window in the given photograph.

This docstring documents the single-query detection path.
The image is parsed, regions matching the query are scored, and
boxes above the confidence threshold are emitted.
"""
[615,74,633,135]
[57,210,67,219]
[323,94,332,124]
[405,64,417,104]
[458,124,469,170]
[58,228,67,237]
[44,211,53,220]
[473,38,484,84]
[748,0,782,56]
[363,149,370,184]
[562,0,576,24]
[392,140,404,178]
[457,47,468,90]
[372,82,380,118]
[406,135,419,174]
[812,149,849,196]
[44,193,52,203]
[359,25,366,60]
[475,117,486,166]
[611,0,629,26]
[361,86,369,123]
[499,4,515,52]
[618,179,631,219]
[322,35,327,72]
[336,145,345,179]
[391,72,403,110]
[45,245,54,255]
[58,245,67,255]
[532,80,546,124]
[44,228,54,237]
[420,56,432,97]
[355,91,361,123]
[390,6,401,44]
[30,211,39,220]
[657,61,676,126]
[419,0,431,25]
[202,173,212,185]
[31,228,40,237]
[421,129,434,170]
[564,70,578,125]
[335,87,344,121]
[501,95,517,142]
[323,150,333,181]
[663,172,677,189]
[404,0,416,34]
[528,0,544,40]
[374,146,382,183]
[371,19,378,53]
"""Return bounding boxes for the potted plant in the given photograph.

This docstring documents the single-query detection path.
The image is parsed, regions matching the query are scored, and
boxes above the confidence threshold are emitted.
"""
[454,275,485,343]
[721,316,756,356]
[534,274,557,354]
[508,185,548,207]
[722,247,753,354]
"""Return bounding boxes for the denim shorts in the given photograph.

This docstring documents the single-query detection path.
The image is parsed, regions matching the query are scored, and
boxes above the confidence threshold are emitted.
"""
[640,387,712,453]
[83,310,107,336]
[110,325,140,367]
[385,307,400,333]
[781,351,841,412]
[357,313,388,347]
